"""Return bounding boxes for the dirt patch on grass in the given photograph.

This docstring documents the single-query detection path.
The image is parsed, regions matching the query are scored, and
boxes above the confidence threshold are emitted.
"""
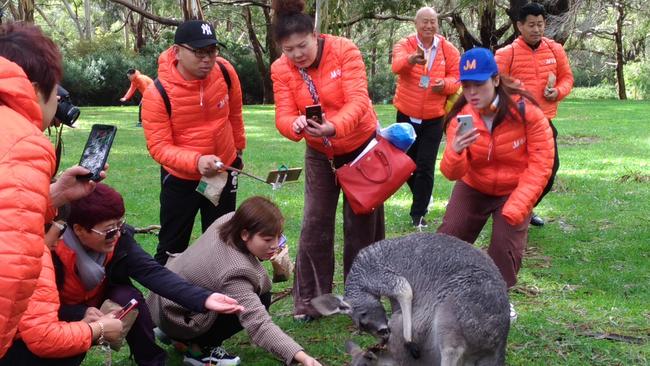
[557,134,601,146]
[618,170,650,183]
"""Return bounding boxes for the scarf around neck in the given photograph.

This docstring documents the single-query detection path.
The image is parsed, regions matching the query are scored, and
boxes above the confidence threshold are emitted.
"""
[62,229,107,291]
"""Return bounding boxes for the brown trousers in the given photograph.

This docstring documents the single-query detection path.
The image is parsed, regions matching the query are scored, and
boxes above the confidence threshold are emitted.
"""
[437,180,530,287]
[293,146,385,316]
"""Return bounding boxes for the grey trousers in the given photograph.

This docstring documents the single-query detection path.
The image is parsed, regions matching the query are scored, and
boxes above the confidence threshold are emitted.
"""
[293,145,385,316]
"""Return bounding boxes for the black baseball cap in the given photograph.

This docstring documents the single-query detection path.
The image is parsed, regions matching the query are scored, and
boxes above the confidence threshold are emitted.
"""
[174,20,226,49]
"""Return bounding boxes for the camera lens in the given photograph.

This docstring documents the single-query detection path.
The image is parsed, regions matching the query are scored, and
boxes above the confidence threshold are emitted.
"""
[55,86,80,127]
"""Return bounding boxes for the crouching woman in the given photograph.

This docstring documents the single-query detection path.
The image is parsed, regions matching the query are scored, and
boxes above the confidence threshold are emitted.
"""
[147,196,321,366]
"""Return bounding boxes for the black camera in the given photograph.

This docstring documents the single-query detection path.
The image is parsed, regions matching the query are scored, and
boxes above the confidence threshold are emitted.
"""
[55,86,80,127]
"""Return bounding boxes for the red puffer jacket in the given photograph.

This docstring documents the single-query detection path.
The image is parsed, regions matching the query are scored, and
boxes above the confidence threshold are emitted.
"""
[440,98,555,225]
[495,36,574,119]
[141,47,246,180]
[15,247,92,357]
[0,57,56,357]
[121,70,154,101]
[392,34,461,119]
[271,34,377,156]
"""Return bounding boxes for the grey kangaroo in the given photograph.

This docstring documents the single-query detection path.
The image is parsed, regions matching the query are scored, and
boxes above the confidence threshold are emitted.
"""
[311,233,510,366]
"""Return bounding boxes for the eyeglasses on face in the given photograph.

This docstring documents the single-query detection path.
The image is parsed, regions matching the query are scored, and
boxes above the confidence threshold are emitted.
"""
[178,44,219,58]
[90,219,125,240]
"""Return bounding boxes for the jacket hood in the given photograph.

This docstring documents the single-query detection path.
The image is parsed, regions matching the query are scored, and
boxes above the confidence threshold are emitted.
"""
[0,56,43,130]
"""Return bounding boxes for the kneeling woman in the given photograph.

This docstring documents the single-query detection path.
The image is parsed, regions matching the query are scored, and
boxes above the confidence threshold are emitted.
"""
[437,48,554,317]
[147,197,321,366]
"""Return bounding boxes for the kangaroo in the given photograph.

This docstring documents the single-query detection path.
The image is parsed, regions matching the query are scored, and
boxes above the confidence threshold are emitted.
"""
[311,233,510,366]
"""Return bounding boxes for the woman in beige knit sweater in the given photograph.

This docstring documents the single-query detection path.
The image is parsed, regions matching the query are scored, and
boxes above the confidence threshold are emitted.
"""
[147,196,321,366]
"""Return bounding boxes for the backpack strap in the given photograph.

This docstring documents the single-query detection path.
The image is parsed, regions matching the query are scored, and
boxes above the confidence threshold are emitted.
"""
[154,61,232,118]
[154,78,172,118]
[216,61,232,92]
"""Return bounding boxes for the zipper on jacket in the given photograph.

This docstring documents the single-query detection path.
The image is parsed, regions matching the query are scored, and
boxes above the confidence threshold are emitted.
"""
[200,81,204,107]
[487,137,494,162]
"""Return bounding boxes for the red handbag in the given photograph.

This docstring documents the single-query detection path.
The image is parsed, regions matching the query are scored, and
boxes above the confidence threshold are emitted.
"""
[336,138,415,215]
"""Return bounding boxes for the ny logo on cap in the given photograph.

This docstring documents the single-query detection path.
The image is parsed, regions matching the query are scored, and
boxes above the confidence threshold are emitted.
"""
[463,59,477,71]
[201,24,212,36]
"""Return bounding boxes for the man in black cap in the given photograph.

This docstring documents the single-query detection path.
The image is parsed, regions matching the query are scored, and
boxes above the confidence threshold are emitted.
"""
[141,19,246,308]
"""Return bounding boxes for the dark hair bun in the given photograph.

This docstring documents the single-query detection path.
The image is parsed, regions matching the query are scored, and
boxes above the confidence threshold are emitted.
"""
[272,0,305,16]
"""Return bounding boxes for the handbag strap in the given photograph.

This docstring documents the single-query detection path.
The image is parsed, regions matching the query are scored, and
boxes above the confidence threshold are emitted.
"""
[297,67,335,166]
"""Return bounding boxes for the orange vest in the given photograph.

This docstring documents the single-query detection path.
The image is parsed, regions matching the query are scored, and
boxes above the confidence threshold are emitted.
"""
[495,36,574,119]
[271,34,377,156]
[441,98,555,225]
[0,57,56,357]
[142,48,246,180]
[392,34,461,119]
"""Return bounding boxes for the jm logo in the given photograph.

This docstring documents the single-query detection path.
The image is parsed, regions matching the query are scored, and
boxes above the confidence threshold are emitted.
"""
[463,59,476,71]
[201,24,212,35]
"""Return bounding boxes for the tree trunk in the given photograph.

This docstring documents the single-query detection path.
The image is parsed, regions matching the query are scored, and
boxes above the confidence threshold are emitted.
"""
[243,6,273,104]
[61,0,85,39]
[19,0,34,22]
[181,0,203,20]
[263,5,279,102]
[84,0,92,39]
[614,1,626,100]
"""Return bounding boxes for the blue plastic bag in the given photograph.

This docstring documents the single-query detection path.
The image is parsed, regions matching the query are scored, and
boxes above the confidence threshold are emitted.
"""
[379,123,416,152]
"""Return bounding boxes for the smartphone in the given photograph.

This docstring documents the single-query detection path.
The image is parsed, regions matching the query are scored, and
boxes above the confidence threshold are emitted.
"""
[78,124,117,181]
[115,299,138,320]
[457,114,474,135]
[305,104,323,125]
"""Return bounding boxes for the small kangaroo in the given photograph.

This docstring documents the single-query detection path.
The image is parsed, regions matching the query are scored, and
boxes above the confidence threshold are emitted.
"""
[346,340,397,366]
[311,233,510,366]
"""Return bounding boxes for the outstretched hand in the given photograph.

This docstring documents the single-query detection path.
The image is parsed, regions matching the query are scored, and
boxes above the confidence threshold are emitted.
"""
[50,164,108,208]
[204,293,245,314]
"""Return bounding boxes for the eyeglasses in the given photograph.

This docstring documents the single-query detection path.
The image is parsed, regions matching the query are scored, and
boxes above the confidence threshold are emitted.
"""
[90,219,125,240]
[178,44,219,58]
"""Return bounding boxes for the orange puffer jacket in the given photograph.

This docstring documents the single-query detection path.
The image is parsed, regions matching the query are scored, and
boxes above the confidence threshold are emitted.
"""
[271,34,377,156]
[142,47,246,180]
[440,99,555,225]
[121,70,154,101]
[15,247,92,357]
[0,57,56,357]
[392,34,461,119]
[54,239,114,307]
[495,36,574,119]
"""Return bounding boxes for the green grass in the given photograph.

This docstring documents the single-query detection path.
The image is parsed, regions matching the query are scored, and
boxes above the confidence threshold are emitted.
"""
[54,100,650,365]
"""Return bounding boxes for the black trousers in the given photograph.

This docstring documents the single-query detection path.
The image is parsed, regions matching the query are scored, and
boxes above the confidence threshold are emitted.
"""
[535,121,559,206]
[154,161,239,264]
[0,341,85,366]
[396,110,445,218]
[185,292,271,348]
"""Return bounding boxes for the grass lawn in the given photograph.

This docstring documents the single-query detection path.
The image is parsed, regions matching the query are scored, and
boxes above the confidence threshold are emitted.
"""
[53,99,649,365]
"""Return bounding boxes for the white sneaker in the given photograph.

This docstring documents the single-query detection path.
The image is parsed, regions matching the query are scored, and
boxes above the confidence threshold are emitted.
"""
[509,303,518,323]
[183,346,241,366]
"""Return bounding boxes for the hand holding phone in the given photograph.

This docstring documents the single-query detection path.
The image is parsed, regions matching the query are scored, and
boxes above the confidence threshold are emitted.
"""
[114,299,138,320]
[305,104,323,125]
[78,124,117,181]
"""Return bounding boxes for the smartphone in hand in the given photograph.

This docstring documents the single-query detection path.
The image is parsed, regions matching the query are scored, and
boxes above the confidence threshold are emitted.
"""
[78,124,117,181]
[115,299,138,320]
[457,114,474,136]
[305,104,323,125]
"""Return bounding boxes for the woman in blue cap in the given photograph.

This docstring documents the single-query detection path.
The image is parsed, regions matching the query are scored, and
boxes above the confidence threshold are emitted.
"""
[437,47,555,321]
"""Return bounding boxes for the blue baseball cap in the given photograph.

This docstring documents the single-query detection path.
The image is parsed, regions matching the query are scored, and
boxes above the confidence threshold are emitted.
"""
[459,47,498,82]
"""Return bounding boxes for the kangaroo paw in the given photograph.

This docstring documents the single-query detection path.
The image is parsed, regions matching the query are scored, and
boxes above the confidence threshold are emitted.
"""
[404,341,421,359]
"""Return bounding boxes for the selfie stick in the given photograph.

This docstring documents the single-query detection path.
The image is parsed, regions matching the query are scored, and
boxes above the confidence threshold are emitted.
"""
[215,161,270,186]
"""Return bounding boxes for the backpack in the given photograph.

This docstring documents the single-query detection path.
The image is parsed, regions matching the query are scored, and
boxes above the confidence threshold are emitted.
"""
[154,61,232,117]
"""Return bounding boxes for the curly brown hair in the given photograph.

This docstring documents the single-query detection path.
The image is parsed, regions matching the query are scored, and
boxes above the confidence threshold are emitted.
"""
[271,0,314,43]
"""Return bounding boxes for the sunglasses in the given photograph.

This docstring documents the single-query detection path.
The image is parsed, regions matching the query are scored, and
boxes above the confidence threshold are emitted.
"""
[90,219,125,240]
[178,44,219,58]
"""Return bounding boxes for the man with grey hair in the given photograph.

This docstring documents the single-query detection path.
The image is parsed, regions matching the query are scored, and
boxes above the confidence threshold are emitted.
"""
[391,6,460,228]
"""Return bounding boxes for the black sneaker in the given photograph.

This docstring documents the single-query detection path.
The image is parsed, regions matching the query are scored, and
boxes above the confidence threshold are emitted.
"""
[183,346,241,366]
[412,216,428,228]
[530,213,545,227]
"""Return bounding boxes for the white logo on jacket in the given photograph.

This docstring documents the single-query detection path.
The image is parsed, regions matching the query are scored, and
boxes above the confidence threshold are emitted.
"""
[201,24,212,35]
[545,58,556,65]
[330,69,342,79]
[217,94,229,109]
[513,137,526,150]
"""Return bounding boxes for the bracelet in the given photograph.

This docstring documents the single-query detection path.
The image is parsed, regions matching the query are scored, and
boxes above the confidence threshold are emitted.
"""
[96,321,106,345]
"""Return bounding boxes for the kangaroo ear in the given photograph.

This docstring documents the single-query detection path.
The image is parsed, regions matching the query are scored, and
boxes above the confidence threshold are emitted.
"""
[310,294,352,316]
[345,340,362,357]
